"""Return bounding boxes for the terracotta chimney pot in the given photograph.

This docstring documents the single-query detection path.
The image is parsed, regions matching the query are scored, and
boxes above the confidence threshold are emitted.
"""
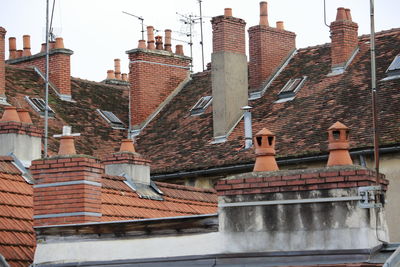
[54,37,64,49]
[49,41,55,50]
[0,106,21,122]
[164,29,172,52]
[16,50,23,58]
[58,136,76,155]
[119,139,136,153]
[22,35,31,57]
[16,108,33,123]
[138,39,146,49]
[327,121,353,166]
[224,8,232,17]
[276,21,284,30]
[259,2,269,26]
[345,8,352,21]
[8,37,17,59]
[175,44,184,56]
[155,35,163,50]
[336,7,346,21]
[121,73,128,81]
[114,58,121,80]
[40,43,46,53]
[147,26,155,50]
[253,128,279,172]
[107,70,115,80]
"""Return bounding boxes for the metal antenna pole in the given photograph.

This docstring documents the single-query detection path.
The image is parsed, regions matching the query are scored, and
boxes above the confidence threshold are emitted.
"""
[198,0,205,71]
[189,15,194,72]
[44,0,50,158]
[370,0,380,183]
[122,11,145,40]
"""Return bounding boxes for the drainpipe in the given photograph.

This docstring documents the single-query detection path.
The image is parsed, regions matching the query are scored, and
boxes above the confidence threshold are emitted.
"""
[241,106,253,149]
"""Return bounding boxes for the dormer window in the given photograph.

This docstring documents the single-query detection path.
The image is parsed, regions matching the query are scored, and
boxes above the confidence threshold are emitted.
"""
[190,96,212,116]
[25,96,55,117]
[97,109,125,129]
[275,76,307,103]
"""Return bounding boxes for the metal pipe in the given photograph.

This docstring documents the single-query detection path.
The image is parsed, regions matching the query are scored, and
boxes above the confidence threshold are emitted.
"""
[199,0,205,71]
[241,106,253,149]
[44,0,50,158]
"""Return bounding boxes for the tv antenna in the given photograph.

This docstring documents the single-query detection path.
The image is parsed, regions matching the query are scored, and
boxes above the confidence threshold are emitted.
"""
[198,0,205,71]
[122,11,145,40]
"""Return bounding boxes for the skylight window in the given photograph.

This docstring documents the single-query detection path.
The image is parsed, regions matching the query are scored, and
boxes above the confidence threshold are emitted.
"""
[24,96,55,117]
[190,96,212,116]
[276,76,307,102]
[386,55,400,75]
[97,109,125,129]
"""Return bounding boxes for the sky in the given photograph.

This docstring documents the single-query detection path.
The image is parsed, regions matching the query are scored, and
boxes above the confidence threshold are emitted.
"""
[1,0,399,82]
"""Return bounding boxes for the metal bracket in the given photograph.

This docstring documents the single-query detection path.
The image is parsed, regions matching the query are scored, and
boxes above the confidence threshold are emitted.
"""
[358,185,383,208]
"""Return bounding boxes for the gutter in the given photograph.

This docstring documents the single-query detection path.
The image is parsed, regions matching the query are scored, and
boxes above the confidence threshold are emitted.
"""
[151,145,400,181]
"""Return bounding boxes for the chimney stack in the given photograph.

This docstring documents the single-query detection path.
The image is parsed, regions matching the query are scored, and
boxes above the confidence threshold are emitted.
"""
[147,26,155,50]
[329,7,358,73]
[0,27,6,102]
[164,29,172,52]
[211,8,248,141]
[327,121,353,166]
[114,58,121,80]
[248,1,296,90]
[22,35,31,57]
[8,37,16,59]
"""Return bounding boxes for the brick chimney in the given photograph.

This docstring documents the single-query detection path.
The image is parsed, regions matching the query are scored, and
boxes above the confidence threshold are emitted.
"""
[329,7,358,74]
[32,128,103,226]
[102,139,151,185]
[6,36,74,101]
[211,8,248,141]
[248,1,296,90]
[0,106,41,166]
[0,27,6,104]
[126,27,191,128]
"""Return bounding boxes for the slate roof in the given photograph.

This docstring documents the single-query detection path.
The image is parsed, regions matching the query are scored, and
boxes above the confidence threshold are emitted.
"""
[0,156,35,267]
[102,175,217,221]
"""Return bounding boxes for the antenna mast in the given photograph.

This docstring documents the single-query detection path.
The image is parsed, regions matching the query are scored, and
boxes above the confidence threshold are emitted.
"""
[122,11,145,40]
[198,0,205,71]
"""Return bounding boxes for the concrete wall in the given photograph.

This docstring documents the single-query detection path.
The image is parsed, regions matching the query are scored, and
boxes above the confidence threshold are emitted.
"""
[212,51,248,138]
[0,133,41,165]
[105,163,150,185]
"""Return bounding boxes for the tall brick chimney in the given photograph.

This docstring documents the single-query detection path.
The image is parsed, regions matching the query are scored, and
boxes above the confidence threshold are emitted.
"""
[248,1,296,90]
[0,27,6,104]
[6,36,74,101]
[329,7,358,74]
[32,129,103,226]
[211,8,248,141]
[0,106,41,166]
[126,27,191,129]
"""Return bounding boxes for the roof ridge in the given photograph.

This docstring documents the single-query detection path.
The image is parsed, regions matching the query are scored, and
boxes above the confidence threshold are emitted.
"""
[71,76,129,89]
[0,156,14,162]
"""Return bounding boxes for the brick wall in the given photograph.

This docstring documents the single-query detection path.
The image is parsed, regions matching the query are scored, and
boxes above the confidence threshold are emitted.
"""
[127,49,190,127]
[0,27,6,97]
[211,16,246,55]
[216,167,388,196]
[0,121,41,137]
[248,25,296,90]
[330,9,358,68]
[6,49,73,97]
[32,156,104,226]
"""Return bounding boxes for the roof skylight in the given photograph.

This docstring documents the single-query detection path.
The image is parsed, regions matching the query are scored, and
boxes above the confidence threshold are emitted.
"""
[24,96,55,117]
[387,55,400,74]
[97,109,125,129]
[190,96,212,116]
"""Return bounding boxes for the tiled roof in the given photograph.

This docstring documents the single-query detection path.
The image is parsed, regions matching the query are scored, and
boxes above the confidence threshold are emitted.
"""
[101,175,217,221]
[135,28,400,174]
[0,156,35,267]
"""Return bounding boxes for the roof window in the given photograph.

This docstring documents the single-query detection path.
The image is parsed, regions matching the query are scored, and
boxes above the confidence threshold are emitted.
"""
[190,96,212,116]
[275,76,307,103]
[97,109,125,129]
[24,96,55,117]
[387,55,400,75]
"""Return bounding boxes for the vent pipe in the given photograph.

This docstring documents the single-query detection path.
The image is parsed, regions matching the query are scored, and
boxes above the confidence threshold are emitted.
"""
[242,106,253,149]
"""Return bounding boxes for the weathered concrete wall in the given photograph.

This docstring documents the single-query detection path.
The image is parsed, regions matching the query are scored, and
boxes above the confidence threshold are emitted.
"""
[212,51,248,138]
[0,133,41,164]
[219,188,387,252]
[105,163,150,185]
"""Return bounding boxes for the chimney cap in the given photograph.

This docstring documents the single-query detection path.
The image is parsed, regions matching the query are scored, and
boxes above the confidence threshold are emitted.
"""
[255,128,274,137]
[241,105,253,111]
[224,8,233,17]
[328,121,349,130]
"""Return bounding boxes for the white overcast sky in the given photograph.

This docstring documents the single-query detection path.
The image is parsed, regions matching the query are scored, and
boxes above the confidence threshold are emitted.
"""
[1,0,399,81]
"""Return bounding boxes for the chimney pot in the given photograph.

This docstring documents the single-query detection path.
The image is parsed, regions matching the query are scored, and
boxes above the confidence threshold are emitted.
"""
[114,58,121,80]
[8,37,17,59]
[147,26,155,50]
[40,43,46,53]
[345,8,352,21]
[16,108,32,123]
[22,35,31,57]
[0,106,21,122]
[164,29,172,52]
[54,37,64,49]
[119,139,136,153]
[16,50,23,58]
[253,128,279,172]
[224,8,232,17]
[49,41,55,50]
[121,73,128,81]
[259,2,269,26]
[155,35,163,50]
[276,21,284,30]
[107,70,115,80]
[327,121,353,166]
[336,7,346,21]
[58,136,77,155]
[138,39,146,49]
[175,44,184,55]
